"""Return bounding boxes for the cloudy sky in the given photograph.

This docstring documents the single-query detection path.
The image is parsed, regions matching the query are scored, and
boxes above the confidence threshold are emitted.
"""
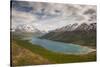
[11,1,96,32]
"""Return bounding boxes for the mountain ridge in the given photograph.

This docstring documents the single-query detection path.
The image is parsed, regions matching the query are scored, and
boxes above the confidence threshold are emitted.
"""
[40,22,96,48]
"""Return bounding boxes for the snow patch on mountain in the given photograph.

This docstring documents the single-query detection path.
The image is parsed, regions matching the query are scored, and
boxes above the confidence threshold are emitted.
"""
[11,1,96,33]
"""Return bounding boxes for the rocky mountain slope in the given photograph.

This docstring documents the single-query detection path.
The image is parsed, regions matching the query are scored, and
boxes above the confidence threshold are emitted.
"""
[40,22,96,48]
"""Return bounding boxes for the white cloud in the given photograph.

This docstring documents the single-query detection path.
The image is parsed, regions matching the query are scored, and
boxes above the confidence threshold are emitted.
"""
[11,2,96,32]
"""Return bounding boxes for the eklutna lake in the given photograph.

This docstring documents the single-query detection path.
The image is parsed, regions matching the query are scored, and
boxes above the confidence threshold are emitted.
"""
[29,37,95,55]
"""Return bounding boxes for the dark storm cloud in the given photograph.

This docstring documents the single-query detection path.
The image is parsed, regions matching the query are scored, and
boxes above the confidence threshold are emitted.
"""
[11,1,33,12]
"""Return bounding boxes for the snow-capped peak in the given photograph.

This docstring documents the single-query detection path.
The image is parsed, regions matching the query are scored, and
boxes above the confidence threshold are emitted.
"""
[11,1,96,33]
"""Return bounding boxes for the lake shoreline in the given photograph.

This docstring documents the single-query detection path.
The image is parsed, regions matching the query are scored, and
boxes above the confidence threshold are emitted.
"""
[29,37,96,55]
[12,37,96,65]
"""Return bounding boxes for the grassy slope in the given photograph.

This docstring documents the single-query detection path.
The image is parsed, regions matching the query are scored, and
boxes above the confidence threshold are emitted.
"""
[12,37,96,65]
[41,31,96,48]
[12,40,50,66]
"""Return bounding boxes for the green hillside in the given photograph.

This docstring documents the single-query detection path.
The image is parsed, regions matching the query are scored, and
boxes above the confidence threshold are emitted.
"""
[40,30,96,48]
[11,36,96,66]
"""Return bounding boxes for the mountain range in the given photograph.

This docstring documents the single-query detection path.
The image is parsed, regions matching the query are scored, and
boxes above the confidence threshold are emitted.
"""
[11,1,96,34]
[40,22,96,48]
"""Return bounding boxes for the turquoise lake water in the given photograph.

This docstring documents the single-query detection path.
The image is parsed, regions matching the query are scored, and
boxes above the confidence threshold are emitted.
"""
[30,37,95,55]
